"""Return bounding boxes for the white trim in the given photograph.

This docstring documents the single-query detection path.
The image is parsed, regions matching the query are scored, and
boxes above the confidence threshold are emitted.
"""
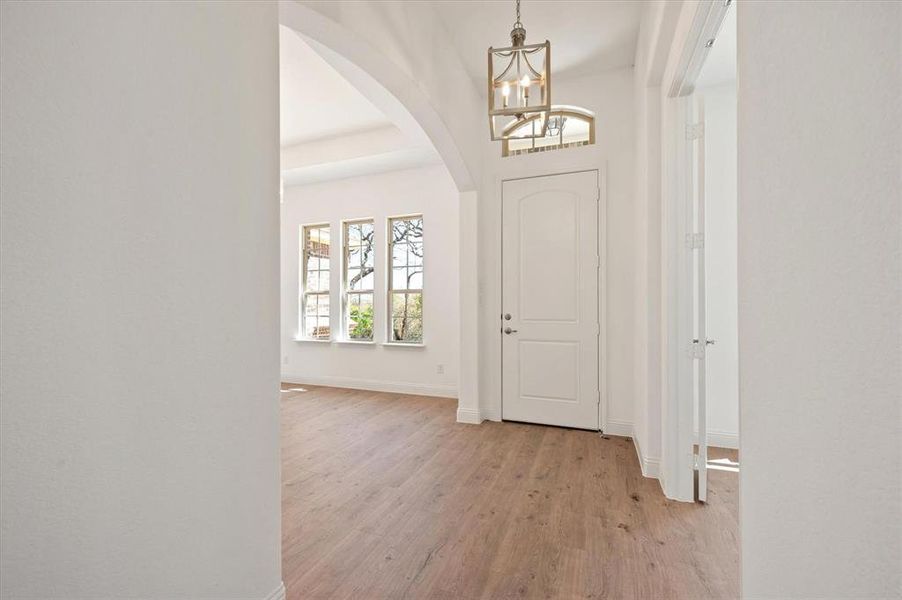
[480,407,501,422]
[631,425,661,479]
[598,167,609,433]
[667,0,732,98]
[333,339,375,346]
[386,213,424,345]
[293,337,331,343]
[603,418,633,437]
[456,407,482,424]
[340,217,376,342]
[281,374,456,398]
[658,0,733,503]
[263,582,285,600]
[457,190,481,429]
[694,429,739,450]
[381,342,425,348]
[605,419,661,480]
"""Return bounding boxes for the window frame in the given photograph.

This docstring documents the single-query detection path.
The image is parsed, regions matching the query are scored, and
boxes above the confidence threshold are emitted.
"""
[342,218,376,341]
[300,223,332,341]
[386,214,424,345]
[501,106,596,157]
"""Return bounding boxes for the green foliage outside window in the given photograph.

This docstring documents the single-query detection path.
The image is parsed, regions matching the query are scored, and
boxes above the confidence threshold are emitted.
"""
[349,303,374,340]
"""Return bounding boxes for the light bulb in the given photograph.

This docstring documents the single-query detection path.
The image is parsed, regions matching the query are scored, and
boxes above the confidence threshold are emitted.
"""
[501,82,511,97]
[520,74,531,88]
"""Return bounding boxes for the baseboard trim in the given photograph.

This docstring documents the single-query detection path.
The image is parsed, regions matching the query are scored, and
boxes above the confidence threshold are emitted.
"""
[281,374,457,398]
[456,407,482,424]
[605,419,660,479]
[631,427,661,479]
[481,407,501,422]
[264,582,285,600]
[694,429,739,450]
[603,418,633,437]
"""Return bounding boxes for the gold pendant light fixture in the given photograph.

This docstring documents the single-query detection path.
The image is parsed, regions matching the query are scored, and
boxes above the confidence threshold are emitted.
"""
[487,0,551,141]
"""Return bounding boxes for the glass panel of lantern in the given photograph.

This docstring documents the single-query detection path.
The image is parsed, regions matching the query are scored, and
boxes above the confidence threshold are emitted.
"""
[487,39,551,141]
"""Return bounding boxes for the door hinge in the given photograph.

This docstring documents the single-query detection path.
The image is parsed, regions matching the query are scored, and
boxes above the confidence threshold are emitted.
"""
[689,339,706,359]
[594,254,601,269]
[595,187,601,201]
[685,122,705,141]
[685,232,704,249]
[597,390,601,405]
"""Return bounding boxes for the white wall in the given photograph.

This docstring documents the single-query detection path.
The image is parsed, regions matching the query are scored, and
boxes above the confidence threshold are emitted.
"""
[282,0,482,421]
[478,66,636,427]
[700,83,738,448]
[739,1,901,596]
[0,2,283,598]
[631,0,683,483]
[281,165,459,397]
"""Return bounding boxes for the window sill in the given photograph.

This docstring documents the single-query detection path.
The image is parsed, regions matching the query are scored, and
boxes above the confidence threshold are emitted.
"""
[294,338,331,344]
[381,342,425,348]
[334,340,375,346]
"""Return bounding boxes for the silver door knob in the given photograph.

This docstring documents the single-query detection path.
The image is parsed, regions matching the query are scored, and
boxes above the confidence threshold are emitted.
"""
[504,327,518,335]
[503,313,512,320]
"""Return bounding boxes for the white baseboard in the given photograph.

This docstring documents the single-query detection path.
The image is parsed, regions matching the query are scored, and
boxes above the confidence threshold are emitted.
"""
[281,374,457,398]
[694,429,739,449]
[264,582,285,600]
[456,407,482,424]
[605,419,660,479]
[631,427,660,479]
[480,406,501,422]
[603,418,633,437]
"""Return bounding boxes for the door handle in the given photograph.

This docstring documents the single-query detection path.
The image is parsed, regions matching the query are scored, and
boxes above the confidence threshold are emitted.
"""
[504,327,518,335]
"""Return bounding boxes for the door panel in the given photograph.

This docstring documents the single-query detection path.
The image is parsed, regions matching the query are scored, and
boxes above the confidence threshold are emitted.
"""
[519,195,579,322]
[502,171,599,430]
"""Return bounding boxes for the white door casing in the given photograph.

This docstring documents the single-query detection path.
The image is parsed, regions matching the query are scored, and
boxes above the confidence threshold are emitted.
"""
[691,96,709,502]
[501,171,600,430]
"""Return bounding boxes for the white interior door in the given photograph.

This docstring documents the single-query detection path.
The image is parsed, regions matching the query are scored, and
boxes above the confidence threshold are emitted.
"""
[690,96,709,502]
[501,171,600,430]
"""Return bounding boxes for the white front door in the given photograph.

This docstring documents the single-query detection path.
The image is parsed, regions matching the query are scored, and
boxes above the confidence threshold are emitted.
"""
[501,170,600,430]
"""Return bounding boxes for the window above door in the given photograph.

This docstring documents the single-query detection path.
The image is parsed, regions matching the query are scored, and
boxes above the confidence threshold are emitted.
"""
[502,106,595,157]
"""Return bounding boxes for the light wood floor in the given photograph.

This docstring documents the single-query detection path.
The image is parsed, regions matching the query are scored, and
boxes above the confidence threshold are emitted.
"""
[281,384,739,600]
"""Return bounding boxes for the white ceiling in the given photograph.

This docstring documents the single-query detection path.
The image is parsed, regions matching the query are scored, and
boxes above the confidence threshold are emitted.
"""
[279,26,391,147]
[279,26,440,186]
[697,5,736,89]
[434,0,642,87]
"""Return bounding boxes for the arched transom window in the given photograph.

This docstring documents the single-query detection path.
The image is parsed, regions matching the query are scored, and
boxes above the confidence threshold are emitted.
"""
[502,106,595,157]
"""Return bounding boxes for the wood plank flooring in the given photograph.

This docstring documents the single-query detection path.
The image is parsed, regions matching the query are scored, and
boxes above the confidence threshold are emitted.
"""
[281,384,739,599]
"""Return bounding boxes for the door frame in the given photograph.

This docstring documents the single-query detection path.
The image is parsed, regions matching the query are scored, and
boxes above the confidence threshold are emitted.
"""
[499,168,607,432]
[661,0,732,501]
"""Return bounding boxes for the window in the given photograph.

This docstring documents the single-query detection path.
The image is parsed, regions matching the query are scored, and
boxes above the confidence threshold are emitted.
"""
[388,215,423,343]
[343,219,375,340]
[502,106,595,157]
[301,224,330,340]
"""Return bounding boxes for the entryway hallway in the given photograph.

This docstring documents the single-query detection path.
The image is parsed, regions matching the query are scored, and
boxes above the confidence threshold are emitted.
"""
[280,385,738,599]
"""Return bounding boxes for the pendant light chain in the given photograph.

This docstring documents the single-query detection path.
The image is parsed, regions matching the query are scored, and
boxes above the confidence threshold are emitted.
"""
[514,0,522,29]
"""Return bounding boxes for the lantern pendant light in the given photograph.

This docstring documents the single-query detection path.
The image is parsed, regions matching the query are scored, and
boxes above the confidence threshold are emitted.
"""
[487,0,551,141]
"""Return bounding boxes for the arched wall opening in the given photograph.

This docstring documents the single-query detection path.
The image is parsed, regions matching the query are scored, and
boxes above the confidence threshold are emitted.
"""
[278,0,481,422]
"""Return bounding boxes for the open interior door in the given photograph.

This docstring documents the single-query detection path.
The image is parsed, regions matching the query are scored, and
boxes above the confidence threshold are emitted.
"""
[690,96,709,503]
